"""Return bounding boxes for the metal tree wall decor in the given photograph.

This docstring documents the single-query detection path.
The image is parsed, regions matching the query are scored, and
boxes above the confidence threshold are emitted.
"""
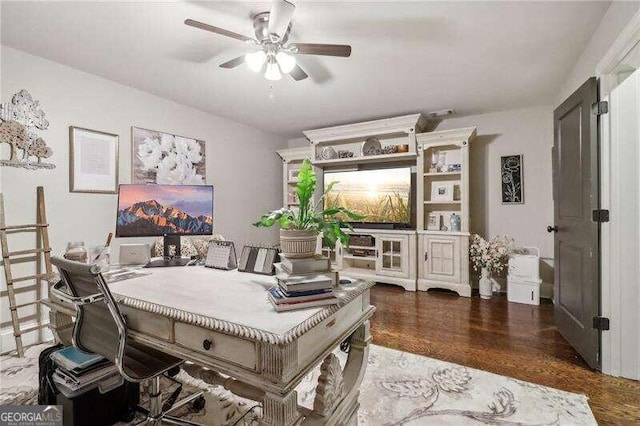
[501,154,523,204]
[0,90,55,169]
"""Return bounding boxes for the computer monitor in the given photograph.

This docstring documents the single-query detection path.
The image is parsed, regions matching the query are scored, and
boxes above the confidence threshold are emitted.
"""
[116,184,214,265]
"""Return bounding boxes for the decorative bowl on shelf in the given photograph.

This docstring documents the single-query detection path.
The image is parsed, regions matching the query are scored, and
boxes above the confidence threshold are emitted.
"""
[362,137,382,156]
[397,144,410,153]
[320,146,338,160]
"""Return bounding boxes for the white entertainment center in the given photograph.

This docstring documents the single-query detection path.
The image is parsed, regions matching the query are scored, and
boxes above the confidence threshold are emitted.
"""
[277,114,476,296]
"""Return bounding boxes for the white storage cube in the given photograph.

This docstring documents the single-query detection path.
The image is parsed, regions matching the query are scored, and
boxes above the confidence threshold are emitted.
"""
[507,276,542,305]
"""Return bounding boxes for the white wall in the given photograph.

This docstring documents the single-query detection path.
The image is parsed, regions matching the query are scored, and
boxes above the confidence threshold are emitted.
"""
[0,46,284,352]
[435,106,555,294]
[557,1,640,105]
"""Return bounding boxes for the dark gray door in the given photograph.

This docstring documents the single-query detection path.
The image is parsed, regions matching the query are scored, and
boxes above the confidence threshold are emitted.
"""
[552,77,600,369]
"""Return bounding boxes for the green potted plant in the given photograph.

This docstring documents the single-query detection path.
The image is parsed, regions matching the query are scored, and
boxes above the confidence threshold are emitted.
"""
[254,159,364,258]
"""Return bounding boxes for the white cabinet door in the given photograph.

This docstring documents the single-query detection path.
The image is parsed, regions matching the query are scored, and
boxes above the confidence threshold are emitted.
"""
[423,235,461,283]
[375,235,409,278]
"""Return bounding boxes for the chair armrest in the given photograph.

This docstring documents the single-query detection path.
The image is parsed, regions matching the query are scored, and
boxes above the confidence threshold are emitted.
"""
[51,280,105,305]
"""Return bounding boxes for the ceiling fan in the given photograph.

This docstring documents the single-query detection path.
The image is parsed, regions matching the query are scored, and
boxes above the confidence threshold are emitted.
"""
[184,0,351,81]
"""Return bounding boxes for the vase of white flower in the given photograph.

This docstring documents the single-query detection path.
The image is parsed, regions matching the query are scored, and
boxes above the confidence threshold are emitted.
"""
[469,234,513,300]
[479,267,493,299]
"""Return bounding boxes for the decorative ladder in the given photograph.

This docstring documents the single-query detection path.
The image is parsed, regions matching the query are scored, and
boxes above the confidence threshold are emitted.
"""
[0,186,54,357]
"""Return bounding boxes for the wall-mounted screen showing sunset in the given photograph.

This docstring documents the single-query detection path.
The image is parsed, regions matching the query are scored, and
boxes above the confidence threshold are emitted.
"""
[116,184,214,237]
[324,168,411,224]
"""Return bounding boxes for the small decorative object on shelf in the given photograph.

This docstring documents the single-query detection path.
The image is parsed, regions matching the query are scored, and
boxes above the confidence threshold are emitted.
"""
[450,213,461,232]
[320,146,338,160]
[429,150,439,173]
[448,163,462,172]
[0,90,55,170]
[381,145,398,155]
[288,168,300,181]
[254,159,364,258]
[469,234,513,299]
[362,137,382,156]
[338,150,354,158]
[396,144,409,153]
[427,213,442,231]
[431,182,455,202]
[350,234,375,247]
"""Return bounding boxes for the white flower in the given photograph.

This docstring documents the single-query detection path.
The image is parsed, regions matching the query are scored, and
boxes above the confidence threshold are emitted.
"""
[156,153,204,185]
[156,152,180,184]
[137,137,162,170]
[174,136,202,164]
[160,133,175,152]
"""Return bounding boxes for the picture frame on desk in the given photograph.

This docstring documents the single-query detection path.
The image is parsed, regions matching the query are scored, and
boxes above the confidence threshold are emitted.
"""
[238,244,279,275]
[69,126,119,193]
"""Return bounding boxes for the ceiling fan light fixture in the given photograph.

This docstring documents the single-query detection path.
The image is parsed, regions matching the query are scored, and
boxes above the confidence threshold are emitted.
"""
[275,51,296,74]
[264,60,282,81]
[245,50,267,72]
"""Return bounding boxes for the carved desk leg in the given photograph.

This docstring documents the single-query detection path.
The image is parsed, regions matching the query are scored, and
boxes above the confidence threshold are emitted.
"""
[180,363,301,426]
[262,390,302,426]
[304,320,372,425]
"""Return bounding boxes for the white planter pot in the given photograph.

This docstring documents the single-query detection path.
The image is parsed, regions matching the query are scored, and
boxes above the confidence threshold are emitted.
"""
[280,229,317,259]
[479,268,493,299]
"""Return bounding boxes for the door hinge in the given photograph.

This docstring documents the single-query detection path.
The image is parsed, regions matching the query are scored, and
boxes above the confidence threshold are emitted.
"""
[593,316,610,331]
[592,209,610,223]
[592,101,608,115]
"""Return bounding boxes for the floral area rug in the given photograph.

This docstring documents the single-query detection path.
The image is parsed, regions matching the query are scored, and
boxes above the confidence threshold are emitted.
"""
[1,344,596,425]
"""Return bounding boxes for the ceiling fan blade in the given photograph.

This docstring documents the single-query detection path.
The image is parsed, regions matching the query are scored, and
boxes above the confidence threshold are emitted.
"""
[219,56,245,69]
[289,65,308,81]
[268,0,295,40]
[292,43,351,57]
[185,19,253,43]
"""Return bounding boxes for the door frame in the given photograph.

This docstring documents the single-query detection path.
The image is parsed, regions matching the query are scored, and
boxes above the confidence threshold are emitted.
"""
[596,8,640,378]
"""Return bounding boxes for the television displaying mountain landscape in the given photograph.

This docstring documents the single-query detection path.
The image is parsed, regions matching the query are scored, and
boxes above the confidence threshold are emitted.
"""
[324,167,411,225]
[116,184,214,237]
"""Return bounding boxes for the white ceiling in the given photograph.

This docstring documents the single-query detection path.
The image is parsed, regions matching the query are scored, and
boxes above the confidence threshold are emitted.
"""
[1,1,609,137]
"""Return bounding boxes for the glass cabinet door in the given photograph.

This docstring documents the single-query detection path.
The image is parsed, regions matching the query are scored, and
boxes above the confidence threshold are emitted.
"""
[376,236,409,277]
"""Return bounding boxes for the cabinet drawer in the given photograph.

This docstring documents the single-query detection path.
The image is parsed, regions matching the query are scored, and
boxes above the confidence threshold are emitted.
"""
[174,323,257,371]
[121,307,171,341]
[297,295,364,366]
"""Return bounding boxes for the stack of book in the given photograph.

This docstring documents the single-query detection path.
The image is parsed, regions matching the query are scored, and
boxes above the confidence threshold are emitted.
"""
[51,346,118,397]
[268,255,339,312]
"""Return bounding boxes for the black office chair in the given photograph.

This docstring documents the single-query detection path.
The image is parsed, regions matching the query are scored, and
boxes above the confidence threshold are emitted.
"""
[50,256,205,425]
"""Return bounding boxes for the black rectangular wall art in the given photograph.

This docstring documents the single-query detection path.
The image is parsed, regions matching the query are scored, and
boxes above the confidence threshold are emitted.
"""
[501,154,524,204]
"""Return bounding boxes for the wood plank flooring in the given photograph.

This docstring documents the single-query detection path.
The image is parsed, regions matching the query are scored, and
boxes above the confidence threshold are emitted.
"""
[369,285,640,425]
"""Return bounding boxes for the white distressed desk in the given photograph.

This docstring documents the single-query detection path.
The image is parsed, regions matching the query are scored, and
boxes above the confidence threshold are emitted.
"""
[46,267,375,425]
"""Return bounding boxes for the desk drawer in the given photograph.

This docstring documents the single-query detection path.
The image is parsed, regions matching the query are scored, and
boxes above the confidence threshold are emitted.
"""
[174,323,257,371]
[121,307,172,341]
[297,295,364,366]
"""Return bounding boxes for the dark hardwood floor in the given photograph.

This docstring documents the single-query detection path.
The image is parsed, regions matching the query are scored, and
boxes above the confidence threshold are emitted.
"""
[369,284,640,425]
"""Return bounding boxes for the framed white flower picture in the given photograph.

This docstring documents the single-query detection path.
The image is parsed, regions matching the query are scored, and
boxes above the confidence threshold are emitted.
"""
[131,127,206,185]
